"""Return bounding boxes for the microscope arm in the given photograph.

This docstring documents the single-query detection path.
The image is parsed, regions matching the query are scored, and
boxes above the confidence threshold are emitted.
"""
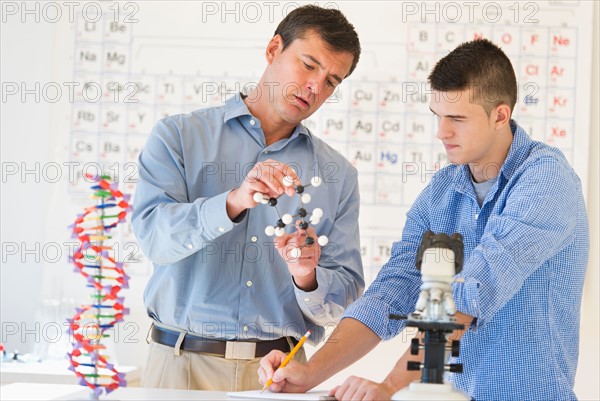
[384,311,474,394]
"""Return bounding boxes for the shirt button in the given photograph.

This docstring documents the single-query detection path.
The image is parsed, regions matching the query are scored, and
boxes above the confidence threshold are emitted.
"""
[186,243,193,249]
[246,280,253,287]
[304,298,311,302]
[474,213,479,220]
[249,119,256,126]
[218,227,225,233]
[251,236,258,243]
[243,325,249,332]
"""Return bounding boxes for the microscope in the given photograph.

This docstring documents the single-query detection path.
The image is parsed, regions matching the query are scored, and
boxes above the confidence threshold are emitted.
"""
[390,231,470,401]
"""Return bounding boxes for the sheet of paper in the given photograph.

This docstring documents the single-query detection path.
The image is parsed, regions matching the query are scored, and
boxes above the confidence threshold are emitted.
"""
[227,390,335,400]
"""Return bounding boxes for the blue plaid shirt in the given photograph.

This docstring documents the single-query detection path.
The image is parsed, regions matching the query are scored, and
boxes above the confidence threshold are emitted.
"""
[345,121,589,400]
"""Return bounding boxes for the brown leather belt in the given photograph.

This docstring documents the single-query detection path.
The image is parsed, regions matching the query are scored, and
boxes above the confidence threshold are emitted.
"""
[151,325,297,359]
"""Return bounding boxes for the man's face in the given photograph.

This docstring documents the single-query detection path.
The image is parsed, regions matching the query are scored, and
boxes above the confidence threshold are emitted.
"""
[429,89,500,168]
[262,30,354,126]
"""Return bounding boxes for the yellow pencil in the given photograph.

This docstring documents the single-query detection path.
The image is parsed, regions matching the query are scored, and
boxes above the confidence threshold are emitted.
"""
[261,330,311,393]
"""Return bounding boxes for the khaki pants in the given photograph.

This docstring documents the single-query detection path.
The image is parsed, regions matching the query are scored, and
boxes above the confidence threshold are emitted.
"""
[142,341,307,391]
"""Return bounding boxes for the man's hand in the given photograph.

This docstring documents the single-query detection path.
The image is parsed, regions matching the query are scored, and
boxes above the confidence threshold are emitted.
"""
[275,223,321,291]
[226,159,300,220]
[329,377,395,401]
[258,350,312,393]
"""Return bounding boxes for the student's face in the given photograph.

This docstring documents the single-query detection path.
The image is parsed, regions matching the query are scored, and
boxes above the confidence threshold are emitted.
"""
[262,30,354,125]
[430,89,499,167]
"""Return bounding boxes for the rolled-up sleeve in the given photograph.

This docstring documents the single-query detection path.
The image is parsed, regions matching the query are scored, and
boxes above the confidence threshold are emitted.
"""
[294,166,365,326]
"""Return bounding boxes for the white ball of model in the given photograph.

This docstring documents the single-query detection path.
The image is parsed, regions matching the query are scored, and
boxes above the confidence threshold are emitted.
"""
[260,176,328,258]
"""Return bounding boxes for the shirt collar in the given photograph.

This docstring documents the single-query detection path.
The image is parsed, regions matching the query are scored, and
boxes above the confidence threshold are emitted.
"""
[223,93,253,123]
[498,120,532,180]
[222,93,312,140]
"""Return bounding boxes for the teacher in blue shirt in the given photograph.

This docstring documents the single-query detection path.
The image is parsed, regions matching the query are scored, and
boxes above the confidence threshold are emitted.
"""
[132,5,364,392]
[259,39,590,401]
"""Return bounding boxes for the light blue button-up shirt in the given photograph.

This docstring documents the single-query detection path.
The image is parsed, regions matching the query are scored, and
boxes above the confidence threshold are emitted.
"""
[132,94,364,343]
[345,121,589,400]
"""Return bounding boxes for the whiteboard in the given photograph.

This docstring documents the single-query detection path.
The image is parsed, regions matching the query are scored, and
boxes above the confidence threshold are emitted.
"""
[0,0,593,384]
[44,0,593,286]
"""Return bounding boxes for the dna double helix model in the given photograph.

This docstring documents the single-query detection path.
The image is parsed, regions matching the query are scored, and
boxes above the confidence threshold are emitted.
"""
[66,174,131,398]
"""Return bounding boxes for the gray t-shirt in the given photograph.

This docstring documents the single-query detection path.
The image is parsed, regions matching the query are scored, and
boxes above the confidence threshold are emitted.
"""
[472,175,498,206]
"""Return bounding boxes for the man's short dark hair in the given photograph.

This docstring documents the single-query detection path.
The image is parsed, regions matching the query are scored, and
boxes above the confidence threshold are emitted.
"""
[428,39,517,115]
[274,5,361,77]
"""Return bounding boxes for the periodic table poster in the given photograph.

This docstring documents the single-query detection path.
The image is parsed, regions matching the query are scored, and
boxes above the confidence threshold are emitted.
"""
[51,0,593,285]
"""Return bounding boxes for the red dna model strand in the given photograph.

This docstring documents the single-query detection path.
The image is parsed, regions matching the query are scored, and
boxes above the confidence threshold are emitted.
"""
[66,174,131,398]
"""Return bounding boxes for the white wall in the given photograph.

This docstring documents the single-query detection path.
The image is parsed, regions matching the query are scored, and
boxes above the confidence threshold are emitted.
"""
[1,2,598,399]
[1,11,53,357]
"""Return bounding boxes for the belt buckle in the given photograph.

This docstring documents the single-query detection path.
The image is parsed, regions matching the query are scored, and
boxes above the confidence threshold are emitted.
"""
[225,341,256,360]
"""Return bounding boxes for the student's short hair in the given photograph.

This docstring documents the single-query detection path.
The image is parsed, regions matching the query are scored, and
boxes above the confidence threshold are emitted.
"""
[428,39,517,115]
[274,5,361,77]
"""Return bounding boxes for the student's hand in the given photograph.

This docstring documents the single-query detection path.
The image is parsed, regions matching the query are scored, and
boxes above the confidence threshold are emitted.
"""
[226,159,300,220]
[275,223,321,291]
[258,350,312,393]
[329,377,394,401]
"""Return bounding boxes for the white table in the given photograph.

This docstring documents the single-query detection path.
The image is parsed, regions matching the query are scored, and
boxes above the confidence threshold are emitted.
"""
[0,383,334,400]
[0,360,140,386]
[0,383,229,400]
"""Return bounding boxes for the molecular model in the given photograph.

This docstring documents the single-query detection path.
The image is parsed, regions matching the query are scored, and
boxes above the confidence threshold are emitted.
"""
[66,174,131,399]
[254,176,329,259]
